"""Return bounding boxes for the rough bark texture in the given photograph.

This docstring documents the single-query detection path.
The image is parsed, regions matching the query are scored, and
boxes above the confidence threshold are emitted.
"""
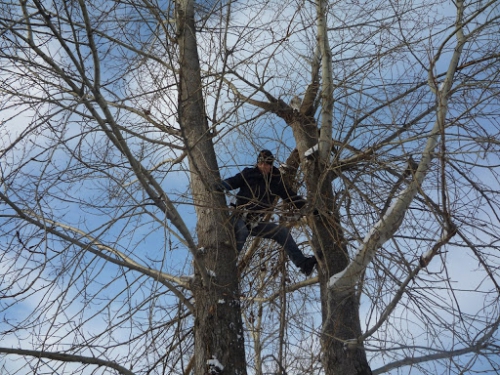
[282,105,372,374]
[176,1,246,373]
[316,210,372,375]
[309,167,372,375]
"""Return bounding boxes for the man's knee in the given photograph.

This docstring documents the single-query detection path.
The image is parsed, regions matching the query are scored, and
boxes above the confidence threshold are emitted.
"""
[278,225,291,237]
[273,225,293,245]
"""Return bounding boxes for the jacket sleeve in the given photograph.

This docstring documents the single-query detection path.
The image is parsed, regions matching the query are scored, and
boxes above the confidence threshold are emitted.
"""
[283,189,307,209]
[274,172,307,209]
[215,172,244,191]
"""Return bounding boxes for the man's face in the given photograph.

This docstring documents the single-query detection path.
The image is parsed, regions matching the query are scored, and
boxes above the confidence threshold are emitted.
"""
[257,162,272,175]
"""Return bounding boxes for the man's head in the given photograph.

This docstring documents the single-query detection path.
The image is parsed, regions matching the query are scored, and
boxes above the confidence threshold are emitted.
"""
[257,149,274,174]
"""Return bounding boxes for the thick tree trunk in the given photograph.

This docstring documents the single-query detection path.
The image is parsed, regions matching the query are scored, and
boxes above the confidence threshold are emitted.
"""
[315,216,372,375]
[286,111,372,374]
[175,1,247,374]
[310,170,372,375]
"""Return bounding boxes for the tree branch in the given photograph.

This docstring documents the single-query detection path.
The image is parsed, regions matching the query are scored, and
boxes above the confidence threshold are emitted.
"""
[0,347,136,375]
[0,191,195,313]
[329,0,467,292]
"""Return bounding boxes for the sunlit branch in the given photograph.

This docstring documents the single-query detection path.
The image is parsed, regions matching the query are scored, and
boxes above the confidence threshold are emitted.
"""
[316,0,333,163]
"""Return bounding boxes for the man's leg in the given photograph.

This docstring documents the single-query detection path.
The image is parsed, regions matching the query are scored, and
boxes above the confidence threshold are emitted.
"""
[231,215,249,252]
[251,222,307,267]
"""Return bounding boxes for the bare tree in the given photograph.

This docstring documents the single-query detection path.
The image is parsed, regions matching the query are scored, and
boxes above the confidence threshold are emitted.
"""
[1,0,244,373]
[175,0,247,373]
[1,0,500,375]
[223,0,500,374]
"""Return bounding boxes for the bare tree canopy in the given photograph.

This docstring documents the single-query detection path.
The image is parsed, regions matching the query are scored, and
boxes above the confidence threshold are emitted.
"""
[1,0,499,374]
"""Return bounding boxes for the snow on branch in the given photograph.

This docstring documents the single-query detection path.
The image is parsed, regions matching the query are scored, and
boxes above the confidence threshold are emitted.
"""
[207,356,224,374]
[305,144,319,158]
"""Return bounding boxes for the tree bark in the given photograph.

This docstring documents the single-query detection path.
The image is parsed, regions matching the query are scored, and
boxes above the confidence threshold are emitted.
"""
[175,1,246,373]
[282,104,372,374]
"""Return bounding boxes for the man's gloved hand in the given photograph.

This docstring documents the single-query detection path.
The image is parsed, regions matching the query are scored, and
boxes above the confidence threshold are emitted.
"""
[281,209,302,222]
[213,181,230,192]
[283,206,319,223]
[301,205,319,217]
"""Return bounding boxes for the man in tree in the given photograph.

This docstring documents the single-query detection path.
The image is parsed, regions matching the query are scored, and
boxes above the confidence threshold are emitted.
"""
[216,149,318,276]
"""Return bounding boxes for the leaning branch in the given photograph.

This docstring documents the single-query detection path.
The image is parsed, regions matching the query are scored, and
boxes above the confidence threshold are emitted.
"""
[243,277,319,304]
[328,118,442,291]
[0,347,136,375]
[0,191,195,313]
[372,342,490,375]
[328,0,466,292]
[360,226,457,343]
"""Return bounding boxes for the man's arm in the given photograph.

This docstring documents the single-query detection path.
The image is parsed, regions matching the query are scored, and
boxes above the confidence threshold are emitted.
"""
[283,190,307,210]
[214,172,243,192]
[273,173,307,210]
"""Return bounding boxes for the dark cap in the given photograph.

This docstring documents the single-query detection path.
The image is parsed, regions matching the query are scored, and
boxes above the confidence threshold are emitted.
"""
[257,149,275,165]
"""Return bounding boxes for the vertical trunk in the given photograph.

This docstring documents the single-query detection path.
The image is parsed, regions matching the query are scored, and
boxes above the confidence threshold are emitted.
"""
[315,213,372,375]
[314,0,371,372]
[316,0,333,163]
[309,168,372,375]
[286,113,372,374]
[175,1,247,373]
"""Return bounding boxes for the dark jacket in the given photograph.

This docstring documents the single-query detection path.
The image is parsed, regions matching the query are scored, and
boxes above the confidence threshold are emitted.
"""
[218,166,306,212]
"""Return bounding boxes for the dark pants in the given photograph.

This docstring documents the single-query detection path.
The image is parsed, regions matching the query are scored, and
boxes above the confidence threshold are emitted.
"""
[231,214,306,267]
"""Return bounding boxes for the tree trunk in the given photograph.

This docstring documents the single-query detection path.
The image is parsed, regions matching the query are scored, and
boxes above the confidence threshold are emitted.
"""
[316,215,372,375]
[310,169,372,375]
[286,110,372,374]
[175,1,247,373]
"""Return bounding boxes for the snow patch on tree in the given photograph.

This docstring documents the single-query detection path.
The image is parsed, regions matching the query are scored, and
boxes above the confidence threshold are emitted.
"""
[327,267,346,288]
[305,144,319,157]
[206,269,216,278]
